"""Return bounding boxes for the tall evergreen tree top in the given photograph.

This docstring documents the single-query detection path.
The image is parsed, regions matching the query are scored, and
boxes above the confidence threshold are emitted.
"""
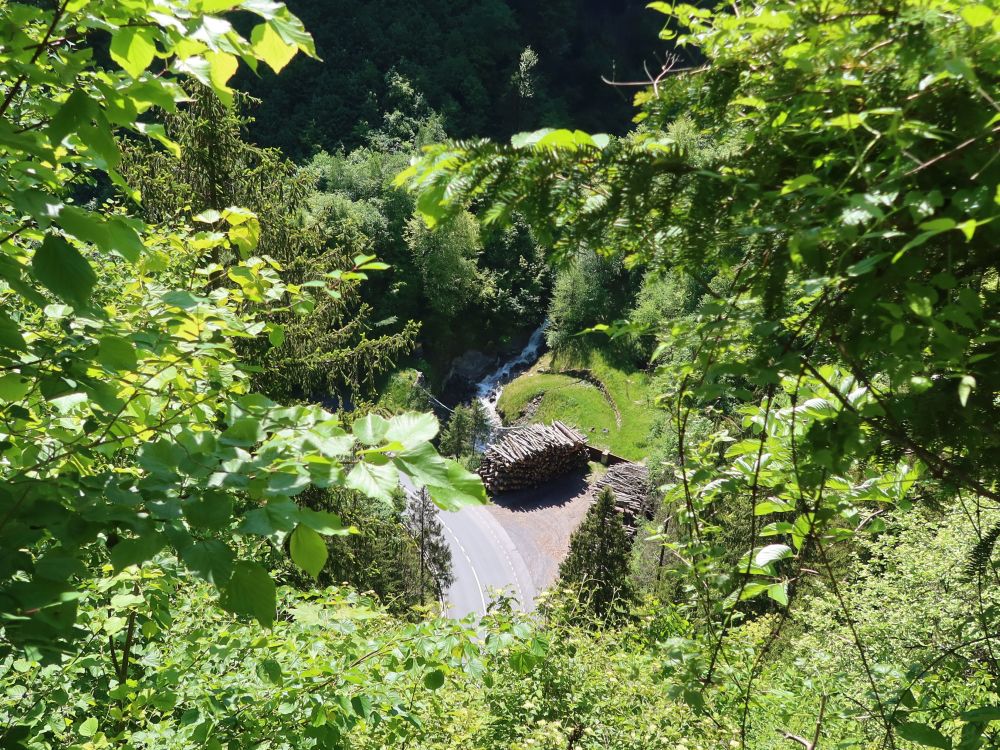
[559,486,634,618]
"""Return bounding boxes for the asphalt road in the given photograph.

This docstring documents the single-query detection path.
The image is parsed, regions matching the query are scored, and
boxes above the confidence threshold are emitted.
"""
[400,476,535,618]
[437,503,536,618]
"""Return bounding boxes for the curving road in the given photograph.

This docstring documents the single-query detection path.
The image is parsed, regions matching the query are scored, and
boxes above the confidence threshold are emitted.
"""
[400,477,535,618]
[437,502,536,618]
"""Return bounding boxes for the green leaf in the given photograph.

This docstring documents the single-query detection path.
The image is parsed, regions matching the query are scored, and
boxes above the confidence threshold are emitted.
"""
[181,540,234,585]
[206,51,239,105]
[139,438,185,477]
[0,374,32,402]
[220,417,264,447]
[960,4,993,27]
[80,114,121,169]
[385,412,439,449]
[48,89,95,145]
[393,443,450,486]
[534,129,598,150]
[0,310,27,351]
[220,561,276,627]
[109,593,144,609]
[958,375,976,406]
[79,717,98,738]
[238,499,299,538]
[351,695,373,719]
[423,669,445,690]
[425,459,487,511]
[780,174,819,194]
[103,616,128,636]
[55,205,108,247]
[269,13,317,56]
[111,533,165,571]
[735,582,770,601]
[193,208,222,223]
[352,413,390,445]
[183,491,234,530]
[766,582,789,605]
[267,323,285,347]
[846,253,890,277]
[908,294,934,318]
[32,235,97,308]
[919,218,956,232]
[12,189,63,227]
[289,524,328,578]
[415,183,448,227]
[827,112,866,130]
[754,498,795,515]
[224,209,261,256]
[346,459,399,502]
[754,544,792,567]
[106,217,145,262]
[265,468,310,498]
[297,508,351,535]
[110,26,158,79]
[257,658,283,685]
[98,336,138,371]
[960,706,1000,723]
[897,721,952,749]
[508,650,539,674]
[251,22,297,73]
[199,0,241,10]
[136,122,182,159]
[512,128,553,148]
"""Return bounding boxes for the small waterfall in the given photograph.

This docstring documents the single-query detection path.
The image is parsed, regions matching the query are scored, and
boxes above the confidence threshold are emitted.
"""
[475,322,548,429]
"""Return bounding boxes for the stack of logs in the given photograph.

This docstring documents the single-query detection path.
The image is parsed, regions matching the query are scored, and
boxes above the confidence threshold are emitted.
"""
[478,421,589,493]
[593,462,653,537]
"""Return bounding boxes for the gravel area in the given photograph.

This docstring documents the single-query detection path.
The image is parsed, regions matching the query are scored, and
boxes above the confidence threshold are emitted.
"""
[485,472,594,591]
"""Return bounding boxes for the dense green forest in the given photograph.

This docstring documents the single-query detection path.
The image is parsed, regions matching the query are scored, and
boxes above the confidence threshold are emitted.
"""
[1,1,999,749]
[241,0,664,157]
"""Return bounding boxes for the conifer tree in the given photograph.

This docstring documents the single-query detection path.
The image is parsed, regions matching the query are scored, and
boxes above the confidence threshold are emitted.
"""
[559,486,634,617]
[404,489,455,603]
[439,401,492,458]
[121,86,417,403]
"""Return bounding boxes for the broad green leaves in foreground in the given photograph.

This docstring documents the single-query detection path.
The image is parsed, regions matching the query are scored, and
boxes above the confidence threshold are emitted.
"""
[0,0,484,669]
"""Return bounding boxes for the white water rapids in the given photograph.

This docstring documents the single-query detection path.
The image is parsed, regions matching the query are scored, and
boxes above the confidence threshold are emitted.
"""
[474,322,548,429]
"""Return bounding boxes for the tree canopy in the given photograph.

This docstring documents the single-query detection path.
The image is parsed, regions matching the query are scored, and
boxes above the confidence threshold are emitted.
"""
[4,1,1000,748]
[0,0,484,667]
[403,0,1000,743]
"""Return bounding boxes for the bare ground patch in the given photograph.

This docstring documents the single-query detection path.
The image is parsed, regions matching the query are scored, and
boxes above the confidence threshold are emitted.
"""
[484,472,594,591]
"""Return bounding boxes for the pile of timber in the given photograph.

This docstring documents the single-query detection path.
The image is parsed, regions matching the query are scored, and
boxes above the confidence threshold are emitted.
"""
[594,462,653,537]
[478,421,589,493]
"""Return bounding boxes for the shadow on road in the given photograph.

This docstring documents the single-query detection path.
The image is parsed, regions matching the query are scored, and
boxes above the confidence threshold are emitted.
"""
[490,472,590,512]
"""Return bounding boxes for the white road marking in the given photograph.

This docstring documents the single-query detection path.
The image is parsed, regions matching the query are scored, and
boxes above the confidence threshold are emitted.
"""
[402,476,529,613]
[439,516,488,614]
[479,514,525,605]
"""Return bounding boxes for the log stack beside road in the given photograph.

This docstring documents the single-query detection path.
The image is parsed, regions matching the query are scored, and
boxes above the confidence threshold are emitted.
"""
[593,462,654,537]
[478,421,589,493]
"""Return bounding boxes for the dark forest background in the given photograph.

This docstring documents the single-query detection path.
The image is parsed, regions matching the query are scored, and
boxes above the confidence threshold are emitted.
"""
[241,0,668,157]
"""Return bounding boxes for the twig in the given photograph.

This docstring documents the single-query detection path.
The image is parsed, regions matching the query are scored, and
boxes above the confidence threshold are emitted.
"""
[601,54,706,96]
[778,693,827,749]
[0,0,70,121]
[903,125,1000,177]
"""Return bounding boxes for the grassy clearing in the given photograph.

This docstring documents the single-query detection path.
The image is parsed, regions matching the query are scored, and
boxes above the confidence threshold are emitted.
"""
[497,347,658,461]
[499,372,618,433]
[376,368,429,412]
